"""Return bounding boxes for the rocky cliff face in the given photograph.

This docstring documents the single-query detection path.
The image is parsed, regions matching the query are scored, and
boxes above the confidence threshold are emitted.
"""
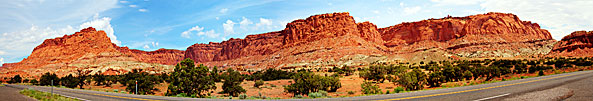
[184,12,554,69]
[2,12,561,78]
[0,27,183,77]
[548,31,593,57]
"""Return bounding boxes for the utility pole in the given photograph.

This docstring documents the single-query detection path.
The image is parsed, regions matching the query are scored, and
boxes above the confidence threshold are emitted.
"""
[135,80,138,95]
[51,80,53,98]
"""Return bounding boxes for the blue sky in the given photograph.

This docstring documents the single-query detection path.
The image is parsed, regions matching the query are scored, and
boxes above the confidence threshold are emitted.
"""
[1,0,593,64]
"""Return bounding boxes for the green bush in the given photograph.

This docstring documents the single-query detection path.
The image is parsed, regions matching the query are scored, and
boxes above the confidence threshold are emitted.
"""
[239,94,247,99]
[348,91,355,95]
[121,69,163,95]
[397,68,427,91]
[8,75,22,84]
[385,90,390,94]
[166,58,216,98]
[221,68,246,97]
[295,94,304,98]
[538,70,545,76]
[284,71,341,96]
[394,87,404,93]
[308,92,323,98]
[361,81,380,94]
[254,80,264,88]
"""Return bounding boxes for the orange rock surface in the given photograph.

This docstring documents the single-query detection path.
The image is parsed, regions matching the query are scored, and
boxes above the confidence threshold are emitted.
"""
[2,12,565,78]
[548,31,593,57]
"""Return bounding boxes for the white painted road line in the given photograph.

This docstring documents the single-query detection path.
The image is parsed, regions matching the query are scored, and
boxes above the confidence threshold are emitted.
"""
[473,93,511,101]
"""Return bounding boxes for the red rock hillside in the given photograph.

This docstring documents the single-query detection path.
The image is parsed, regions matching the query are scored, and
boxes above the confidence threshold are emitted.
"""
[185,12,555,70]
[548,31,593,57]
[2,12,559,78]
[1,27,183,78]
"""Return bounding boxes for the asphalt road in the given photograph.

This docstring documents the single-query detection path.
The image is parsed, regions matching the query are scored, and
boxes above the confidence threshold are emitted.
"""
[0,85,36,101]
[4,70,593,101]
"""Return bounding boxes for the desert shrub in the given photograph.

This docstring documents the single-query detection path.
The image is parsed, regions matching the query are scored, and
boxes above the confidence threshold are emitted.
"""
[39,72,59,86]
[361,81,380,94]
[60,74,79,88]
[120,69,163,95]
[8,75,22,84]
[394,87,404,93]
[249,68,294,81]
[221,68,246,97]
[427,71,445,87]
[348,91,355,95]
[284,71,341,96]
[254,80,264,88]
[239,94,247,99]
[397,68,427,91]
[29,79,38,85]
[333,65,354,76]
[166,58,216,98]
[295,94,304,98]
[385,90,390,94]
[359,65,389,83]
[538,70,545,76]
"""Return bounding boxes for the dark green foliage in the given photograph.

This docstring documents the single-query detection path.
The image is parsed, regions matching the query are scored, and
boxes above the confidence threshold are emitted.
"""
[60,74,79,88]
[8,75,22,84]
[427,71,445,87]
[30,79,38,85]
[359,65,389,83]
[39,72,59,86]
[221,68,246,97]
[284,71,341,96]
[360,81,380,94]
[393,87,404,93]
[23,79,29,83]
[254,80,264,88]
[166,58,216,98]
[74,69,91,89]
[462,70,473,80]
[92,72,107,86]
[121,69,163,95]
[211,66,222,82]
[538,70,545,76]
[332,65,354,76]
[397,69,427,90]
[248,68,294,81]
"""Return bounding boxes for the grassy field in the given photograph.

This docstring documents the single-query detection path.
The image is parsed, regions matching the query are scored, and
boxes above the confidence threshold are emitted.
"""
[20,88,79,101]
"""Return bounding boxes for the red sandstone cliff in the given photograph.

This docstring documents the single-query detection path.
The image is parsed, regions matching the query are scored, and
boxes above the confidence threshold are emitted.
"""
[548,31,593,57]
[0,28,183,77]
[2,12,562,78]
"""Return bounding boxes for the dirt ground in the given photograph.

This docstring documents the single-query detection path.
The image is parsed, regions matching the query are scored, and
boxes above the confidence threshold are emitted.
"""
[79,66,591,99]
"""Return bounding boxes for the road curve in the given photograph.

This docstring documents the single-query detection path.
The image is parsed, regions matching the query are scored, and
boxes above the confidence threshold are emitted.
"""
[5,70,593,101]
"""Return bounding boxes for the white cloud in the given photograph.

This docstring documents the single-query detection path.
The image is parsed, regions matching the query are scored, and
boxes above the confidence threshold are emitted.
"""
[431,0,485,6]
[0,16,119,64]
[0,0,118,33]
[79,17,120,45]
[0,50,5,55]
[129,5,138,8]
[143,45,150,49]
[220,8,229,13]
[403,6,421,15]
[216,17,220,20]
[151,42,159,48]
[0,57,3,66]
[138,9,148,12]
[328,3,333,6]
[120,1,129,3]
[255,18,273,30]
[239,17,253,30]
[223,20,236,34]
[182,25,220,38]
[480,0,593,40]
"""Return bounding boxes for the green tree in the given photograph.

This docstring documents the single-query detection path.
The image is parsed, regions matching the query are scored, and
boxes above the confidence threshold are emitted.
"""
[284,71,341,96]
[60,74,79,88]
[360,65,388,83]
[39,72,60,86]
[397,69,427,91]
[211,66,222,82]
[75,69,91,89]
[222,68,246,97]
[427,71,445,87]
[30,79,39,85]
[360,81,381,94]
[93,71,107,86]
[8,75,22,84]
[121,69,163,95]
[166,58,216,98]
[254,80,264,88]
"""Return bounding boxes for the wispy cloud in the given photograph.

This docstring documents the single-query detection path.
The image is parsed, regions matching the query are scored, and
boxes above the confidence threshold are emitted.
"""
[220,8,229,13]
[138,9,148,12]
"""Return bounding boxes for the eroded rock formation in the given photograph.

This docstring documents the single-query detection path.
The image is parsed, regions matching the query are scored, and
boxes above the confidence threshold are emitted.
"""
[549,31,593,57]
